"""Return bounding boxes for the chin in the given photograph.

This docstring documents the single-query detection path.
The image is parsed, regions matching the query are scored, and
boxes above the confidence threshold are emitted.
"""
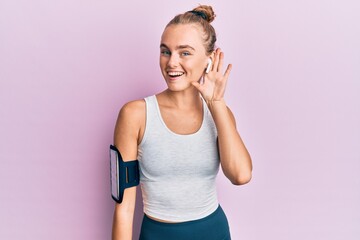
[165,80,194,92]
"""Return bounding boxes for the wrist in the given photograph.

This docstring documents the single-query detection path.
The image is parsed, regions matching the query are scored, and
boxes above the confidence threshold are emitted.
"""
[206,98,226,110]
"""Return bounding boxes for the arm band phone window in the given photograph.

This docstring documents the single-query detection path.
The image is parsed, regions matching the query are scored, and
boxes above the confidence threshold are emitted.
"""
[110,145,140,203]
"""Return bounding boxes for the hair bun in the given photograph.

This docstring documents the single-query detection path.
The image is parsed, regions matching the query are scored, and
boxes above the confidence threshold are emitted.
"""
[192,5,216,23]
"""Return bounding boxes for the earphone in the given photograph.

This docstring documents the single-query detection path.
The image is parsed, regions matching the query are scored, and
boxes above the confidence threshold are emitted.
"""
[205,58,212,73]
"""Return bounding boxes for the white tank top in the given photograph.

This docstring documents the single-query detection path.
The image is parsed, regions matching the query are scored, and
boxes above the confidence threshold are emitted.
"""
[137,95,220,222]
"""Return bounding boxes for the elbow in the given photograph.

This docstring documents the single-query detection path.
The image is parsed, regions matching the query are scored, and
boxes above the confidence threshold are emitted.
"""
[231,172,252,186]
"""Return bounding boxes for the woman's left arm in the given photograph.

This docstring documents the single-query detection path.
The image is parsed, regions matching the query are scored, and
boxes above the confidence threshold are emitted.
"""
[208,100,252,185]
[192,48,253,185]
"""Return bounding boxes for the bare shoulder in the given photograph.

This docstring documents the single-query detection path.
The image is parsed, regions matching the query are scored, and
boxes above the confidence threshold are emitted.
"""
[114,99,146,148]
[119,99,145,117]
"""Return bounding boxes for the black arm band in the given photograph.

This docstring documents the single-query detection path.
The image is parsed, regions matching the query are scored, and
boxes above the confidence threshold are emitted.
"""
[110,145,140,203]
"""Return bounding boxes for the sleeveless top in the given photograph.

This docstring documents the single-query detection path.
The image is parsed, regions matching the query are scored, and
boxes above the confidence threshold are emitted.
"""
[137,95,220,222]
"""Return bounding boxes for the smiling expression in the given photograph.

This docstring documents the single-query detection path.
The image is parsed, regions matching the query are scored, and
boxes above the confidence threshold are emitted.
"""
[160,24,210,91]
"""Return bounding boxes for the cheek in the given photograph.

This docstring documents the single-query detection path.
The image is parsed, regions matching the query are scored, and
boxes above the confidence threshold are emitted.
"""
[190,60,206,75]
[159,57,167,68]
[184,59,205,72]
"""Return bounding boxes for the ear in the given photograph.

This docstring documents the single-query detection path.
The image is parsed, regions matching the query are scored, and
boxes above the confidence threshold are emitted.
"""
[204,51,215,73]
[209,50,216,61]
[205,59,212,73]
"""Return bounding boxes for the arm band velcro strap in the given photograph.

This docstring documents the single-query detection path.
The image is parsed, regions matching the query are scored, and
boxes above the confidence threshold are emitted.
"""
[110,145,140,204]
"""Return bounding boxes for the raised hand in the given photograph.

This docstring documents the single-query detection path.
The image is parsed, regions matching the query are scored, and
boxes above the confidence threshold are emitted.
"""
[192,48,232,104]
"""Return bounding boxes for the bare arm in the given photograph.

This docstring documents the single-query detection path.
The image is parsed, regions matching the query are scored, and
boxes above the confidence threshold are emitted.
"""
[191,48,253,185]
[112,100,145,240]
[208,101,253,185]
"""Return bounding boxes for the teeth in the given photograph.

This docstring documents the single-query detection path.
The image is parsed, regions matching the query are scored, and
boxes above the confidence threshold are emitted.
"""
[168,71,184,77]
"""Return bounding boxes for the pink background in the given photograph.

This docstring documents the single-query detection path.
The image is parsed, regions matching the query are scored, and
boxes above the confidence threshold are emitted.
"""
[1,0,359,239]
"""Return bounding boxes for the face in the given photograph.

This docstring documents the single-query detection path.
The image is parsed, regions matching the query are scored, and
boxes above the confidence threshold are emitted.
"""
[160,24,210,91]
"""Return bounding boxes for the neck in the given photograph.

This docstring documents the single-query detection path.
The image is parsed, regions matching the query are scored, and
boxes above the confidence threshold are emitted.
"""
[161,87,202,110]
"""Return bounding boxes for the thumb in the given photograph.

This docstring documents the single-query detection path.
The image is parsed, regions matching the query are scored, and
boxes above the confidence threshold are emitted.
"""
[191,81,203,91]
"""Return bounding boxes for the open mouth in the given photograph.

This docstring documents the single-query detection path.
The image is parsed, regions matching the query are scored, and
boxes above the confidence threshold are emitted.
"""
[167,71,185,78]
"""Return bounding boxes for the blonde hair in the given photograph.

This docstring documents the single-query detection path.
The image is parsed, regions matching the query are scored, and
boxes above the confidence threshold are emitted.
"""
[166,5,217,55]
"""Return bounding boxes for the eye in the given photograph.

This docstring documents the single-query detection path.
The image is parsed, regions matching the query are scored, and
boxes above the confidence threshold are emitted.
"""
[161,50,171,56]
[181,51,191,56]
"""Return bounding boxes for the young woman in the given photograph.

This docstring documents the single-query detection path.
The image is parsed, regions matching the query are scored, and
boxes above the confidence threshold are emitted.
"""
[111,5,252,240]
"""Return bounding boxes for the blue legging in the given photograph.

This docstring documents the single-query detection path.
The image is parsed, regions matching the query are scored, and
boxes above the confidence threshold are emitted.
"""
[139,205,231,240]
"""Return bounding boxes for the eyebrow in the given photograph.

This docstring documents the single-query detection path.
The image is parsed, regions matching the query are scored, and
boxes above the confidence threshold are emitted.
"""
[160,43,195,51]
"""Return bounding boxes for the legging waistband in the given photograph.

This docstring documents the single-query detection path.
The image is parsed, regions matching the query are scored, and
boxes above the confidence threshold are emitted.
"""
[139,205,231,240]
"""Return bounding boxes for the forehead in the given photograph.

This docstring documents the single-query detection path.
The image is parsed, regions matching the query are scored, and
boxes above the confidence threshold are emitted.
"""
[161,24,205,51]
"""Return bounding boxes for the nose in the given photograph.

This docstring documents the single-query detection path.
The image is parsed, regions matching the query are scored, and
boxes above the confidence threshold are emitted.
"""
[167,54,179,68]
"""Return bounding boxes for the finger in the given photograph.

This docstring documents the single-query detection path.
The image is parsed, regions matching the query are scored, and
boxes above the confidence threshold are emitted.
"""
[191,81,204,92]
[224,64,232,79]
[218,52,224,73]
[212,48,221,72]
